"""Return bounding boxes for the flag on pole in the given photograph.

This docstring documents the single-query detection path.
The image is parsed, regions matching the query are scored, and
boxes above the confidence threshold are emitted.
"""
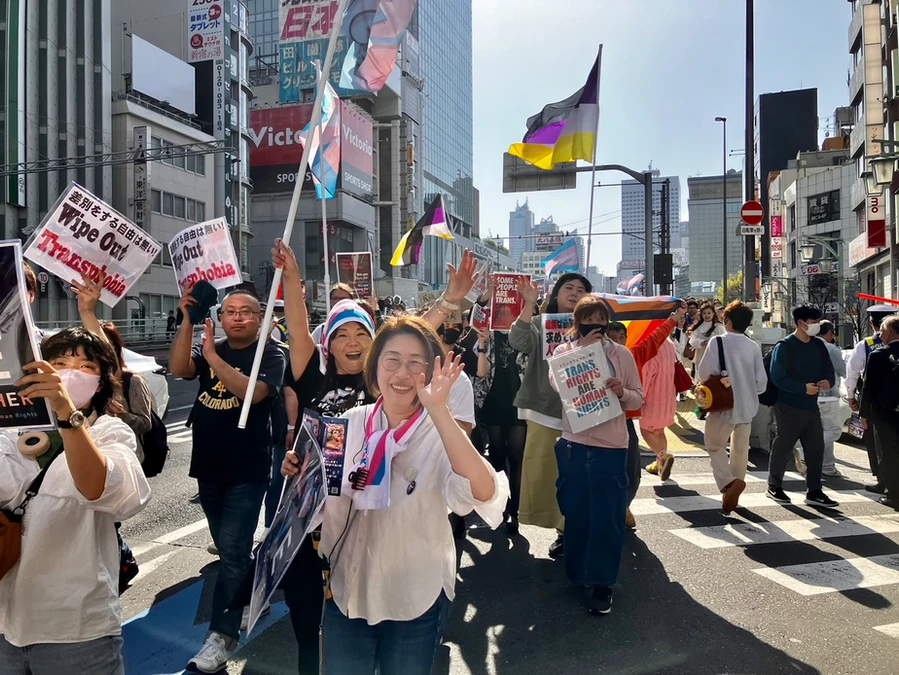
[541,239,580,277]
[340,0,417,93]
[299,72,341,199]
[593,293,678,348]
[390,194,453,267]
[508,56,600,170]
[616,273,645,296]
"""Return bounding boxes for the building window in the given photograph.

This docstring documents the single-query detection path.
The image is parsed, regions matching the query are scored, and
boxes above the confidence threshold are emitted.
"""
[150,189,205,222]
[196,201,206,221]
[154,137,206,176]
[173,195,186,219]
[162,192,174,216]
[788,205,796,232]
[151,189,161,213]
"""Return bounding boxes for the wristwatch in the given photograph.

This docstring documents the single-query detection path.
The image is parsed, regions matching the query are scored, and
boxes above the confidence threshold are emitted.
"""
[57,409,86,430]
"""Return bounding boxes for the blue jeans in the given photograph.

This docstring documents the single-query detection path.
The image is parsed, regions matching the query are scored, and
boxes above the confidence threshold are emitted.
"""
[554,440,628,588]
[198,481,268,641]
[265,443,287,529]
[321,592,452,675]
[0,635,124,675]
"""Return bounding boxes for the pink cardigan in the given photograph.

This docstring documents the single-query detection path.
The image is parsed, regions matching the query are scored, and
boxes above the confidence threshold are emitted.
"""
[550,338,644,449]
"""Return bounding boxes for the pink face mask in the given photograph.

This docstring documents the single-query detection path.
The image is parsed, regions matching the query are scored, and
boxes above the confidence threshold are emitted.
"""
[58,369,100,410]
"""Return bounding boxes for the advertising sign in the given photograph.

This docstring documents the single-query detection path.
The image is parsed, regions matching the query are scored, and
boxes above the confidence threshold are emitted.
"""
[807,190,840,226]
[335,252,373,298]
[247,419,326,634]
[249,106,319,194]
[340,102,374,199]
[0,241,55,431]
[549,342,622,434]
[168,218,242,295]
[489,273,530,332]
[770,215,783,238]
[867,194,887,248]
[849,231,882,266]
[187,0,225,63]
[24,184,161,307]
[801,262,841,276]
[771,239,783,259]
[536,234,564,251]
[541,313,574,358]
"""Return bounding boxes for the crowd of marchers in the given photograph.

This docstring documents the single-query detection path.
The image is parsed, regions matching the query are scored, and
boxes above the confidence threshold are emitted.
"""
[1,249,897,675]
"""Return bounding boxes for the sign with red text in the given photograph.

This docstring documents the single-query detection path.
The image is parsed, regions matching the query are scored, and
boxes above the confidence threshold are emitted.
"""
[549,341,622,433]
[541,313,574,358]
[465,258,492,304]
[24,183,161,307]
[335,252,373,298]
[187,0,225,63]
[169,218,241,295]
[279,0,339,43]
[489,273,530,332]
[472,303,490,331]
[867,194,887,248]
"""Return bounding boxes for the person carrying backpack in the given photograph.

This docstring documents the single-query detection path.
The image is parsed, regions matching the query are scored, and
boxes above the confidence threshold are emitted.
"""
[766,304,840,509]
[859,315,899,510]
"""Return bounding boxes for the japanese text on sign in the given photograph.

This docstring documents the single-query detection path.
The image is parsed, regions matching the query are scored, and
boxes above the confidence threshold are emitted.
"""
[168,218,241,294]
[541,313,574,358]
[549,342,622,433]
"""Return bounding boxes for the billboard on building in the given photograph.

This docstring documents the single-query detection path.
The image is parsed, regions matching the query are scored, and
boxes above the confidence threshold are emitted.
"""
[339,102,373,199]
[187,0,226,62]
[132,35,196,115]
[536,234,564,251]
[249,106,317,194]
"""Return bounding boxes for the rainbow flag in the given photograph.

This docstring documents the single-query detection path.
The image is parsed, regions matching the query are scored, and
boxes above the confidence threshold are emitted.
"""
[594,293,679,349]
[508,55,600,170]
[390,194,453,266]
[340,0,417,93]
[299,69,340,200]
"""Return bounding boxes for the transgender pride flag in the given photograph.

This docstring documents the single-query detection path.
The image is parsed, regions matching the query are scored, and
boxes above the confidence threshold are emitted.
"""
[541,239,580,277]
[299,66,341,200]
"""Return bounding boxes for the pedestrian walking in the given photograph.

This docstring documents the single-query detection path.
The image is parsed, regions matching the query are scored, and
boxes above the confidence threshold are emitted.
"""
[766,304,840,509]
[548,295,643,615]
[169,286,286,673]
[166,310,176,340]
[509,273,592,558]
[859,315,899,510]
[688,302,725,388]
[282,317,508,674]
[845,304,896,493]
[698,301,767,513]
[0,328,151,675]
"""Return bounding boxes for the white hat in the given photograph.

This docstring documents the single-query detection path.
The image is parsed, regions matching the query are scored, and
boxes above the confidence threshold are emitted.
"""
[273,299,285,309]
[867,304,897,314]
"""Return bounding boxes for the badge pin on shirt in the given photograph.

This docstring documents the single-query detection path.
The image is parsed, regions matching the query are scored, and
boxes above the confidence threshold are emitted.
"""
[405,467,418,495]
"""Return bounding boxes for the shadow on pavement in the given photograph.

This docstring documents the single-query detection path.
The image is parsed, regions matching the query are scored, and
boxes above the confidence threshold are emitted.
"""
[437,527,821,675]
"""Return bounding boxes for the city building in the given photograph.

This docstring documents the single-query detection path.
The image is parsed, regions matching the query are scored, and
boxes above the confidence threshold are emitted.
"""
[0,0,113,323]
[764,149,855,342]
[520,251,546,279]
[508,200,535,265]
[619,169,680,287]
[753,88,818,275]
[112,0,256,308]
[687,171,743,299]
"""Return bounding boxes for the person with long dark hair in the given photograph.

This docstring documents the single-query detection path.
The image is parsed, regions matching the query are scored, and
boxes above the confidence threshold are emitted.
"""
[0,328,151,674]
[688,302,724,386]
[509,273,591,558]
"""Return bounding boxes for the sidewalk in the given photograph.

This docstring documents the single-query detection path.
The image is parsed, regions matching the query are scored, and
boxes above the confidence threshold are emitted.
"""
[636,394,708,456]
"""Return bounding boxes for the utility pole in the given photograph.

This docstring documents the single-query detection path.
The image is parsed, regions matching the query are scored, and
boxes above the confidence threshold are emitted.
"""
[744,0,757,302]
[644,171,654,294]
[658,179,671,295]
[716,117,727,303]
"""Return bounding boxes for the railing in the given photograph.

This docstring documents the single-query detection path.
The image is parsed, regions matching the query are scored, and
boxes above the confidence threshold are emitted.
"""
[113,92,203,131]
[34,318,196,353]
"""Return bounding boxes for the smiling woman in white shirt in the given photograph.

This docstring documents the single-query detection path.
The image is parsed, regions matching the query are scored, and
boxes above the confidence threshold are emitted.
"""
[0,328,151,675]
[283,316,509,675]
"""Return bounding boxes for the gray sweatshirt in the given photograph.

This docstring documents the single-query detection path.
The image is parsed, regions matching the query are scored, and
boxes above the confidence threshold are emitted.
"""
[509,315,562,423]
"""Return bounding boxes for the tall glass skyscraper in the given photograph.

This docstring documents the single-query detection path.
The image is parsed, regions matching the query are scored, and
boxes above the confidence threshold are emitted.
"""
[419,0,474,236]
[245,0,278,69]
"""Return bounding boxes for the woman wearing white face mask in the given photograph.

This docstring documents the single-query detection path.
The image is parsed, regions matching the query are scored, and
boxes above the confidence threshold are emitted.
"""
[0,328,151,675]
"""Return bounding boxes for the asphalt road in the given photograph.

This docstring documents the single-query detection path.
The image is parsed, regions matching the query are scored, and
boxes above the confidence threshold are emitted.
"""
[118,375,899,674]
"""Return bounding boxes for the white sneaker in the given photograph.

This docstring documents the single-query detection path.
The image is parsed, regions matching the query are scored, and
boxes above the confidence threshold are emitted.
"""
[188,632,234,673]
[207,543,219,556]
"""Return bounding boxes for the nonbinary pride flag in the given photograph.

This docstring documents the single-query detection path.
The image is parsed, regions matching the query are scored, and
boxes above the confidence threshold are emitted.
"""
[541,239,580,277]
[390,194,453,266]
[508,55,599,170]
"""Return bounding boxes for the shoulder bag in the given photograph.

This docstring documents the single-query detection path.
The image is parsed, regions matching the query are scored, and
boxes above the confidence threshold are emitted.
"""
[695,337,734,412]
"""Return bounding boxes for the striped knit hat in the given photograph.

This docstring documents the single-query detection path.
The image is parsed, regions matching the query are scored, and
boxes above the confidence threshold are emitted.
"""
[320,299,377,372]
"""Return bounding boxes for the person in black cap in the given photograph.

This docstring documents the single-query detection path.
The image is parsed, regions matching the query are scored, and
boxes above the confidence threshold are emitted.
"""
[845,303,897,493]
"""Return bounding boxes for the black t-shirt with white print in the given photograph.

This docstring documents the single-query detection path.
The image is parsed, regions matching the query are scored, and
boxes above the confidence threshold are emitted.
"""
[289,348,376,417]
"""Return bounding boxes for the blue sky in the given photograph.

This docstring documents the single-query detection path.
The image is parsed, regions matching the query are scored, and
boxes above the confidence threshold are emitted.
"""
[471,0,851,276]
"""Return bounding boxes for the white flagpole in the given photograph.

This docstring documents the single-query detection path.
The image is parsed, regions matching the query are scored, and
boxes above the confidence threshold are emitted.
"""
[585,45,603,274]
[239,0,349,429]
[316,62,333,315]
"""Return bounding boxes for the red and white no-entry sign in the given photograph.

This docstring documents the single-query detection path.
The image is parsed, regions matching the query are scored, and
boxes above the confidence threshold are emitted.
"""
[741,200,764,226]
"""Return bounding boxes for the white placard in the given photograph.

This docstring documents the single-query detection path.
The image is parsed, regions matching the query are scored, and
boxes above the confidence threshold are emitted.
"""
[169,218,241,295]
[24,183,161,307]
[549,341,622,434]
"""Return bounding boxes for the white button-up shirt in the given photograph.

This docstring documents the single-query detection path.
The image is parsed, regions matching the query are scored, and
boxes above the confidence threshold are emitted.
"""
[320,382,509,625]
[0,416,151,647]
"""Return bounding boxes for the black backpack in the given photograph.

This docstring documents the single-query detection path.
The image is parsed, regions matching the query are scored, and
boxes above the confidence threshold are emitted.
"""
[123,373,170,477]
[758,337,829,407]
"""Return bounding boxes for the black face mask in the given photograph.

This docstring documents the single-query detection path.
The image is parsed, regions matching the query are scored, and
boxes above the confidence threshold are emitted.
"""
[443,328,462,345]
[578,324,607,338]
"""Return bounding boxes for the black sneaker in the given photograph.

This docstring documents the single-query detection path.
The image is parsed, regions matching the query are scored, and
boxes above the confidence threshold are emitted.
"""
[805,490,840,509]
[548,534,564,559]
[589,586,613,615]
[865,483,886,495]
[766,487,791,504]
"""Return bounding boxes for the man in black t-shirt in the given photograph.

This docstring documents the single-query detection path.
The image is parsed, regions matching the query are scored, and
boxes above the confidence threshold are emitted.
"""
[169,287,286,673]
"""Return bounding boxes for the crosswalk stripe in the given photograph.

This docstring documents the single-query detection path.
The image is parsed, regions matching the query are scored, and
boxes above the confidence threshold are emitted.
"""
[130,518,209,558]
[752,553,899,595]
[874,622,899,639]
[167,430,193,444]
[670,514,899,549]
[131,550,180,584]
[658,470,808,487]
[629,489,878,516]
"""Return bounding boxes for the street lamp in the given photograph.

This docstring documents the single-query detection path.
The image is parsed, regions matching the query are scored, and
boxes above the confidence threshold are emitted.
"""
[800,243,816,264]
[715,116,727,303]
[871,155,897,187]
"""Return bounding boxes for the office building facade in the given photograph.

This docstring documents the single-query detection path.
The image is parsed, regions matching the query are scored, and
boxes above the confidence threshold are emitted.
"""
[687,172,743,299]
[509,200,535,265]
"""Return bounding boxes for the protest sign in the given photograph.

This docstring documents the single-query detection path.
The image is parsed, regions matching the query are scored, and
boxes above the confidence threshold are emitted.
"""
[0,242,55,431]
[471,303,490,331]
[168,218,241,295]
[549,342,622,433]
[336,252,373,298]
[541,313,574,358]
[247,419,326,634]
[489,273,530,331]
[24,183,161,307]
[302,409,348,496]
[465,258,492,304]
